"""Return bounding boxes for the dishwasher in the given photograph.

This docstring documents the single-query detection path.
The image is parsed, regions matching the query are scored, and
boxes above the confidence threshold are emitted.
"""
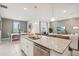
[34,43,50,56]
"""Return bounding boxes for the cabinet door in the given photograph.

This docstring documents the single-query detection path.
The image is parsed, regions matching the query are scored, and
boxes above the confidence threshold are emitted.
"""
[70,35,78,50]
[34,45,49,56]
[20,37,34,56]
[20,37,28,55]
[20,42,27,54]
[34,45,41,56]
[26,39,34,56]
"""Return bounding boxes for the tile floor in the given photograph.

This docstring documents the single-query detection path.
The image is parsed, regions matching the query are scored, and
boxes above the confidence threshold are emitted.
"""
[0,39,25,56]
[0,38,79,56]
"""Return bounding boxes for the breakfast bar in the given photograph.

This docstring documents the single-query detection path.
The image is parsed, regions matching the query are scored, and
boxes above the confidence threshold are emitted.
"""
[20,35,71,56]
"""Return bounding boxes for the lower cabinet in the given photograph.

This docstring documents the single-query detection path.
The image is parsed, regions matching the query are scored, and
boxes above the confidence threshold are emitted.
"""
[20,36,50,56]
[20,37,34,56]
[20,36,71,56]
[33,44,50,56]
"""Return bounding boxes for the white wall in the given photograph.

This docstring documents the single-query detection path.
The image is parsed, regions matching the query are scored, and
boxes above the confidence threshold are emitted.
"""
[27,19,40,33]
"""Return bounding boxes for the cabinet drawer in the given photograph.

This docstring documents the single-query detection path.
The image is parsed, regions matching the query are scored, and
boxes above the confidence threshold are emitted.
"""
[20,37,34,56]
[26,44,34,56]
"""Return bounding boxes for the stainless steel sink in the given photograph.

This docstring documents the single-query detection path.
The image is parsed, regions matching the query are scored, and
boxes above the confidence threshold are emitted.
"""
[28,35,41,40]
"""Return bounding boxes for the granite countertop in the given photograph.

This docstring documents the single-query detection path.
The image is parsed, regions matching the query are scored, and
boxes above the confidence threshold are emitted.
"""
[21,35,71,54]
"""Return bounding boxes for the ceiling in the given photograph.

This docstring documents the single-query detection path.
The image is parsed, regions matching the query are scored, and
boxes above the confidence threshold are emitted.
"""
[1,3,79,21]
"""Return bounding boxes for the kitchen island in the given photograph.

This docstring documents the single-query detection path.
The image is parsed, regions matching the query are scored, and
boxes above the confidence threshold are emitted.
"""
[20,35,71,56]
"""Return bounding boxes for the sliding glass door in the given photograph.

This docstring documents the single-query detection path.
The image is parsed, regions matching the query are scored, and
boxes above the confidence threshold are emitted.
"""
[13,21,20,33]
[13,21,27,33]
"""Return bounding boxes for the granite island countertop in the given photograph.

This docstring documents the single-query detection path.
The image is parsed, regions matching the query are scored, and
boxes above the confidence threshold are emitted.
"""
[21,35,71,54]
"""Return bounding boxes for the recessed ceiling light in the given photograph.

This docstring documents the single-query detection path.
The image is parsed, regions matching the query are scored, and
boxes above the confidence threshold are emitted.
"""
[35,22,37,24]
[50,17,55,22]
[63,10,67,13]
[24,8,27,10]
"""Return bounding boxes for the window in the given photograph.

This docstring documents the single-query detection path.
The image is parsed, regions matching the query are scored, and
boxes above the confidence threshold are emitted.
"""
[40,21,48,34]
[13,21,20,33]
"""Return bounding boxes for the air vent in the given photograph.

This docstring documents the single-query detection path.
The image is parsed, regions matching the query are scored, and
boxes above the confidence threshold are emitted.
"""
[0,4,8,9]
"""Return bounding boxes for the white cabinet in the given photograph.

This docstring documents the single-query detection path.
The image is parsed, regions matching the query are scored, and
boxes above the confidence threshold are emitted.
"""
[20,36,50,56]
[20,36,34,56]
[20,38,27,54]
[70,35,79,50]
